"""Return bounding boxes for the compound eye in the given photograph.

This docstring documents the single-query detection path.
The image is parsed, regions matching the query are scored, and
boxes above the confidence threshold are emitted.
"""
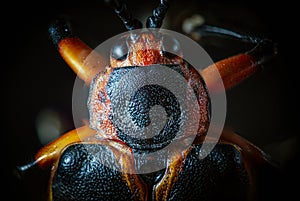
[162,35,182,58]
[111,38,129,61]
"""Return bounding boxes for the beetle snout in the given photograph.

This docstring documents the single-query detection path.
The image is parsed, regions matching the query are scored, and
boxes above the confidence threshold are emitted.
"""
[133,49,162,66]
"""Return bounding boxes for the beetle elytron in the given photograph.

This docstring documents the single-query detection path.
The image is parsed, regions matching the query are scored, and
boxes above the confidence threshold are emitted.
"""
[18,0,278,200]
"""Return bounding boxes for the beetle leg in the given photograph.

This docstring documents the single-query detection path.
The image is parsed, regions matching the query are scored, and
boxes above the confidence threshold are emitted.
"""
[48,19,106,85]
[190,25,277,91]
[17,125,96,172]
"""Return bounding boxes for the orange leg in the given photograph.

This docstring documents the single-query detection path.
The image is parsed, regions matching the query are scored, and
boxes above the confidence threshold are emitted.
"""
[194,25,277,92]
[18,20,110,173]
[191,26,278,196]
[49,19,106,85]
[18,20,102,172]
[18,125,96,171]
[202,53,257,91]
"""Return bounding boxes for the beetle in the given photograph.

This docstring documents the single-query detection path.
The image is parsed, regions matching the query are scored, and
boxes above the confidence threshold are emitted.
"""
[17,0,279,200]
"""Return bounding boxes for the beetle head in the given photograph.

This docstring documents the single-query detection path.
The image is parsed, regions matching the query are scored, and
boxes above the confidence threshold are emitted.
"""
[110,30,183,67]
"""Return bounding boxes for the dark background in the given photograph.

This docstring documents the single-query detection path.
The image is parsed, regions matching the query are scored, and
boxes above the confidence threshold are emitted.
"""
[2,0,299,200]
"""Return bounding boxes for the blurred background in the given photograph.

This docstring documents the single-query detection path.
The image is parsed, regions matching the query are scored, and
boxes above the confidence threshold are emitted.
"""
[2,0,299,200]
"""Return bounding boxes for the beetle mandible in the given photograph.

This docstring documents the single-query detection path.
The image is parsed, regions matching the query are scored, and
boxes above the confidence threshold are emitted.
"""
[18,0,278,200]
